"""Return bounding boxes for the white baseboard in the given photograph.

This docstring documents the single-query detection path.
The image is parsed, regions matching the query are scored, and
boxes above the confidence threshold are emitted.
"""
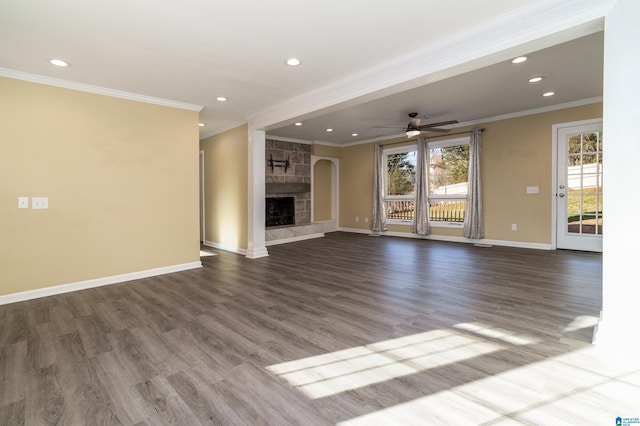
[203,240,247,256]
[245,247,270,259]
[0,261,202,306]
[265,233,325,247]
[592,309,603,345]
[337,227,552,250]
[316,220,338,233]
[339,227,373,235]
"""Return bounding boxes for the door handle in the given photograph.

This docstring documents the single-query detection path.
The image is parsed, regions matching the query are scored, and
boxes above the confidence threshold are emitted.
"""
[559,193,565,197]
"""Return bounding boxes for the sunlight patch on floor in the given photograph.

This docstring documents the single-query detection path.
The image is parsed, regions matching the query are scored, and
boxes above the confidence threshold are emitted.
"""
[268,328,504,399]
[199,249,218,257]
[337,345,640,425]
[453,321,539,346]
[562,315,599,332]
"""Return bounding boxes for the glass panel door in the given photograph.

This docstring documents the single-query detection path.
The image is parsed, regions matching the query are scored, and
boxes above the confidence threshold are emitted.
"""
[566,132,603,235]
[556,121,603,252]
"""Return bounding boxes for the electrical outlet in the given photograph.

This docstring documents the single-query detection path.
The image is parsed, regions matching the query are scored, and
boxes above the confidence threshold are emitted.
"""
[32,197,49,209]
[355,216,359,222]
[511,224,517,231]
[364,217,368,223]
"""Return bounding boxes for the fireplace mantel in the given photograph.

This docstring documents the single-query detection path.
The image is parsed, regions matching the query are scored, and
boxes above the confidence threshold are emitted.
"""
[265,182,311,194]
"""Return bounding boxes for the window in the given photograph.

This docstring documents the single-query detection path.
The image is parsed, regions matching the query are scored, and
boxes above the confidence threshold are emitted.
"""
[385,148,416,222]
[384,137,470,227]
[428,137,470,226]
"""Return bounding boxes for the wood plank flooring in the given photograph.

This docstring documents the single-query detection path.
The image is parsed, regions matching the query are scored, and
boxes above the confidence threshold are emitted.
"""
[1,232,633,425]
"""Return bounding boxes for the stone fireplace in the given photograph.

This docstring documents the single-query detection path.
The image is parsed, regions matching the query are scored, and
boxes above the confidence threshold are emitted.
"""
[265,139,311,227]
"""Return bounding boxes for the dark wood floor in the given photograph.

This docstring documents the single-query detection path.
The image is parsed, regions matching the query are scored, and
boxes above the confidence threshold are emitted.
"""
[0,232,612,425]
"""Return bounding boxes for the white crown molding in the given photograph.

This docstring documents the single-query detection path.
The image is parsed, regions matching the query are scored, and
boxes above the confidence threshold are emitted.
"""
[312,140,349,147]
[0,67,203,112]
[0,261,202,306]
[337,227,552,250]
[248,0,610,132]
[265,135,314,145]
[265,134,343,147]
[338,97,603,147]
[451,97,604,129]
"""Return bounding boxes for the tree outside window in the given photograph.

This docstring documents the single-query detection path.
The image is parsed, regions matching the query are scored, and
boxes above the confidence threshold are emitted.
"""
[383,137,470,226]
[428,141,469,223]
[386,152,416,196]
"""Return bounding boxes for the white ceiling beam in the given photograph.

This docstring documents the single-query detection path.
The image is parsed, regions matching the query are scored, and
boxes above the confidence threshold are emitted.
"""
[247,0,612,132]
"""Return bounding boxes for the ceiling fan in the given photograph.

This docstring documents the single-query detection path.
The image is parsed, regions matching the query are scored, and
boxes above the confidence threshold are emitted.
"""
[379,112,459,137]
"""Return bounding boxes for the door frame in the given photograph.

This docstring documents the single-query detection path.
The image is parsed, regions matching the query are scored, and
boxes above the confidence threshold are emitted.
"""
[551,118,603,250]
[199,149,205,243]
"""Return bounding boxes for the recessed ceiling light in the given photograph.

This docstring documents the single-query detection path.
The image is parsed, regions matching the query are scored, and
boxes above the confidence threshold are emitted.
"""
[216,96,227,102]
[326,128,333,132]
[294,122,302,126]
[198,123,205,127]
[286,58,301,66]
[352,133,359,137]
[512,56,528,64]
[543,91,556,97]
[49,58,69,67]
[528,76,544,83]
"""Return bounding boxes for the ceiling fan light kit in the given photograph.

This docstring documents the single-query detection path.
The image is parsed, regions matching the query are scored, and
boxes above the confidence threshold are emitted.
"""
[403,112,458,137]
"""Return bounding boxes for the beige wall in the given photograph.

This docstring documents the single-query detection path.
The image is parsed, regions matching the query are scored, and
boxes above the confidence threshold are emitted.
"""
[339,142,374,228]
[337,103,602,243]
[0,77,200,296]
[313,160,332,221]
[200,125,248,250]
[472,102,602,243]
[312,144,342,157]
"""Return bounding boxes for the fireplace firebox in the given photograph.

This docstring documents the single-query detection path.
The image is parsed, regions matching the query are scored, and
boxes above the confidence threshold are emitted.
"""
[266,197,295,227]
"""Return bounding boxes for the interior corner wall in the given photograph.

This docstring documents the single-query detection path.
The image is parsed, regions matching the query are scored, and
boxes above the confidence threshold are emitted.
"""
[200,124,248,251]
[340,142,375,228]
[338,103,602,244]
[0,77,200,297]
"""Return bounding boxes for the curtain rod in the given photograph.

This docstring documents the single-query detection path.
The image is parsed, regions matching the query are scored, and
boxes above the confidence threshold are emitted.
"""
[381,128,485,147]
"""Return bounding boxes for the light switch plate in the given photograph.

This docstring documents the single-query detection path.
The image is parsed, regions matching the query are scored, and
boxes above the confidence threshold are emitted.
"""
[18,197,29,208]
[527,186,539,194]
[32,197,49,209]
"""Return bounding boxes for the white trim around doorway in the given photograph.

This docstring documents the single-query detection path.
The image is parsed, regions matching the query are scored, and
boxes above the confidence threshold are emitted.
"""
[551,117,603,250]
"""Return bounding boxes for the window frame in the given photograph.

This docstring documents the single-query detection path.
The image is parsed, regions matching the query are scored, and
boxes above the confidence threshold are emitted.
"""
[383,136,470,228]
[383,145,417,225]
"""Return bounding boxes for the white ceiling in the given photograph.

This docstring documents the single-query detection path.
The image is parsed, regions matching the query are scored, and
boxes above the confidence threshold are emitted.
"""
[0,0,607,144]
[270,32,604,144]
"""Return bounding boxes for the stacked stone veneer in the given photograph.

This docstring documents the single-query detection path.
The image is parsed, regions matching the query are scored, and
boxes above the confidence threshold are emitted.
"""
[266,139,311,226]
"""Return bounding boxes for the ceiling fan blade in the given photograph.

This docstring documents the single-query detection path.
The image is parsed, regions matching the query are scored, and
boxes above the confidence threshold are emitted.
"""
[372,126,405,129]
[418,120,458,130]
[422,127,451,133]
